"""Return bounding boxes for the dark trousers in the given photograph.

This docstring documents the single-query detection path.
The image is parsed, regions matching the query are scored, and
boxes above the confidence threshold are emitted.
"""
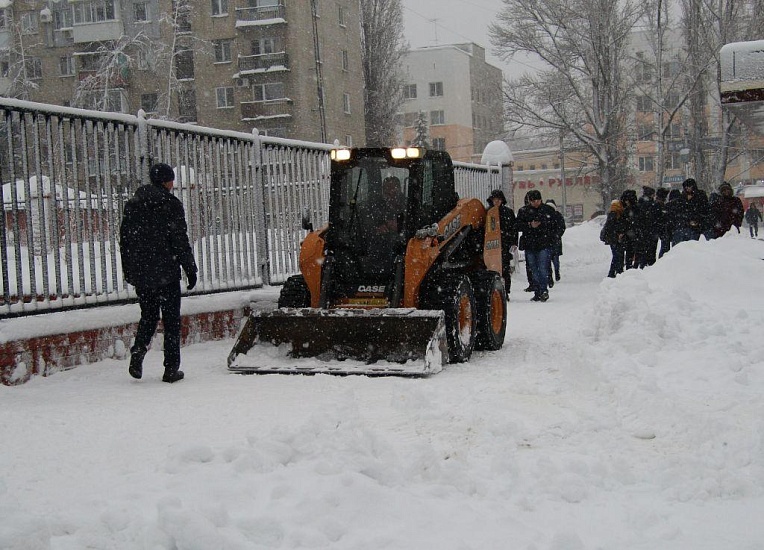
[658,236,671,258]
[751,223,759,238]
[526,248,551,296]
[608,243,625,278]
[133,281,182,369]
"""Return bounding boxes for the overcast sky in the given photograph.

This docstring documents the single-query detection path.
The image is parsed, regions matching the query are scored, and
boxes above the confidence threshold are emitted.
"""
[401,0,541,79]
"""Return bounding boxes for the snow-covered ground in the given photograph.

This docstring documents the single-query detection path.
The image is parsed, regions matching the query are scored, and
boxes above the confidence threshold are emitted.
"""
[2,221,764,550]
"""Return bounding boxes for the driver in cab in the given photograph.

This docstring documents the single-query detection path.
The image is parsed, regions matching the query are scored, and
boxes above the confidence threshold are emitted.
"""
[375,176,405,233]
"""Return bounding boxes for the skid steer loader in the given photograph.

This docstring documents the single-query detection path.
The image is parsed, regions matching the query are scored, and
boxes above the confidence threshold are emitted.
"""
[228,147,508,376]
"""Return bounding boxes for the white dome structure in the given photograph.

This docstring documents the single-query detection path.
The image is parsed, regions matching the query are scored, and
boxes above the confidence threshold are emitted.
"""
[481,140,514,166]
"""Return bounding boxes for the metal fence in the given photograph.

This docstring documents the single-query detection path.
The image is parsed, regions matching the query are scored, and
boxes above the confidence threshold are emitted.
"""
[0,97,502,317]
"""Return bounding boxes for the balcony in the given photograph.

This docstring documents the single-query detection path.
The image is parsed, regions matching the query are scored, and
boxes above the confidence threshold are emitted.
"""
[235,4,286,27]
[73,21,123,43]
[78,70,128,88]
[238,52,289,73]
[241,99,293,121]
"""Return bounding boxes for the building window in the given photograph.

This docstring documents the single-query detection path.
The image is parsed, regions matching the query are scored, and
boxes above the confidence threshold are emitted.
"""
[429,82,443,97]
[254,82,284,101]
[252,38,276,55]
[73,0,117,24]
[430,110,445,125]
[141,93,158,113]
[0,60,9,78]
[59,56,75,76]
[338,5,346,26]
[665,151,682,170]
[637,123,654,141]
[53,8,74,29]
[345,134,352,147]
[137,49,151,70]
[343,92,351,114]
[175,49,194,80]
[666,123,682,139]
[403,112,417,127]
[403,84,417,99]
[21,12,39,34]
[432,137,446,151]
[216,87,234,108]
[341,50,349,72]
[638,156,654,172]
[178,89,197,122]
[133,2,149,21]
[0,8,9,30]
[25,58,42,79]
[213,40,232,63]
[211,0,228,16]
[636,95,651,112]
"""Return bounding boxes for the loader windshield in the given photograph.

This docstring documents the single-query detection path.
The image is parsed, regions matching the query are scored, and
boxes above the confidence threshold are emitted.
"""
[330,157,410,277]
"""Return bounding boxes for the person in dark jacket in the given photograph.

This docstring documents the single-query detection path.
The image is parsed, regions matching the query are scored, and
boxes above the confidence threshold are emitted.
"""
[601,197,630,278]
[120,163,198,383]
[635,186,662,268]
[544,199,566,285]
[745,202,762,238]
[709,181,744,238]
[655,187,671,257]
[670,178,710,245]
[488,189,518,296]
[619,189,640,269]
[516,189,558,302]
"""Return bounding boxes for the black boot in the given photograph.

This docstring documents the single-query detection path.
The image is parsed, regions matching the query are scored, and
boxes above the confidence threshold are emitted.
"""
[162,367,185,383]
[555,270,560,281]
[128,346,146,379]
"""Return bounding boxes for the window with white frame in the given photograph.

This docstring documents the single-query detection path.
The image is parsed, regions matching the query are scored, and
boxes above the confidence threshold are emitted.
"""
[665,151,682,170]
[134,2,149,21]
[430,110,445,125]
[0,8,8,30]
[429,81,443,97]
[432,137,446,151]
[252,38,276,55]
[73,0,116,24]
[213,40,232,63]
[638,156,654,172]
[345,134,352,147]
[254,82,284,101]
[636,95,651,112]
[21,12,39,34]
[211,0,228,16]
[403,84,416,99]
[343,92,351,114]
[216,87,234,108]
[59,56,75,76]
[54,7,74,29]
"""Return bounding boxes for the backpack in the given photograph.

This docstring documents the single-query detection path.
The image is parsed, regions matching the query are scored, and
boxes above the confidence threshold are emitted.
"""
[600,221,614,245]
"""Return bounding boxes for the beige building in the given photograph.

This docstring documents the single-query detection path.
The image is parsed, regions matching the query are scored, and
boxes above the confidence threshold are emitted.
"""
[397,43,503,163]
[0,0,365,144]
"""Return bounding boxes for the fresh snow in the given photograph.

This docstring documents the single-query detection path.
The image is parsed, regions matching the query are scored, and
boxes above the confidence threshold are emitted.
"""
[2,220,764,549]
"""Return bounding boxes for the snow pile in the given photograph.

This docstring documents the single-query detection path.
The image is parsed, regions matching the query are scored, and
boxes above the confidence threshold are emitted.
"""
[2,222,764,549]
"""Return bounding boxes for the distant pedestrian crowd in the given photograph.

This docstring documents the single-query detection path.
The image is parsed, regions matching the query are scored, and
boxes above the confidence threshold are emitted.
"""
[600,178,753,278]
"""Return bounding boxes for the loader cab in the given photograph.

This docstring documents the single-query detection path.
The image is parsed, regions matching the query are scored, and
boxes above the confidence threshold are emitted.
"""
[326,147,458,295]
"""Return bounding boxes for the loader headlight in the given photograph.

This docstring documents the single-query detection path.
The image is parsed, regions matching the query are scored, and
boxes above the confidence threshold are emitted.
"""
[331,149,351,161]
[406,147,422,158]
[391,148,407,159]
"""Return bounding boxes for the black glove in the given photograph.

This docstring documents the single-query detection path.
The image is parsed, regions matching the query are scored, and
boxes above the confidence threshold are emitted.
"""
[186,271,197,290]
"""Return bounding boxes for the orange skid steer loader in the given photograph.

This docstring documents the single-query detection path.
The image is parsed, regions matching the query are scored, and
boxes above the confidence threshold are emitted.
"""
[228,147,508,375]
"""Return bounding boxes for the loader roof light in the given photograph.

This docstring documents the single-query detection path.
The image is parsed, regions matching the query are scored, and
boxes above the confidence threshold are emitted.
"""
[391,147,423,159]
[331,148,351,161]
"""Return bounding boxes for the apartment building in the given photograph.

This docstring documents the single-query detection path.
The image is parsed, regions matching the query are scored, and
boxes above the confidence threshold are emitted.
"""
[397,43,503,163]
[0,0,365,144]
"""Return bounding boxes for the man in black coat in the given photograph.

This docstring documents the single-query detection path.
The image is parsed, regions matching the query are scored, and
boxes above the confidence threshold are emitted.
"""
[516,189,559,302]
[120,163,198,383]
[635,186,662,268]
[488,189,518,296]
[670,178,710,245]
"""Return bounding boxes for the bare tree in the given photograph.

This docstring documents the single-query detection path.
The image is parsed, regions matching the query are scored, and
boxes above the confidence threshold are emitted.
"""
[1,8,44,100]
[490,0,648,205]
[360,0,407,147]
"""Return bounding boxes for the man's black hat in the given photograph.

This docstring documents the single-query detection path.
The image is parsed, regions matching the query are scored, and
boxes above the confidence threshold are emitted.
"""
[150,163,175,185]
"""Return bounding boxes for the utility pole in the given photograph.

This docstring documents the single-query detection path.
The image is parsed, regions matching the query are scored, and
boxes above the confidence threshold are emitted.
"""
[559,130,567,219]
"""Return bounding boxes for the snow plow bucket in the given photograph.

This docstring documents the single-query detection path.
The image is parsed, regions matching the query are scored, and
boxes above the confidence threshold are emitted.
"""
[227,308,447,376]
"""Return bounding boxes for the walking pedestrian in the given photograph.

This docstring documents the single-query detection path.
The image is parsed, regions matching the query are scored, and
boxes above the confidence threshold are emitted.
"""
[745,202,762,238]
[516,190,558,302]
[634,186,661,268]
[487,189,518,296]
[655,187,671,257]
[670,178,710,245]
[120,163,198,383]
[544,199,566,286]
[709,181,744,238]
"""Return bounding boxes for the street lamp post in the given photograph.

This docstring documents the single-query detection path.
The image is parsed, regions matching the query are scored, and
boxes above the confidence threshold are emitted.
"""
[559,131,567,219]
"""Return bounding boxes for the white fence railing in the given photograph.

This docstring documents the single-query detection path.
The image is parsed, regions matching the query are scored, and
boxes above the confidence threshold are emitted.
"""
[0,97,503,316]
